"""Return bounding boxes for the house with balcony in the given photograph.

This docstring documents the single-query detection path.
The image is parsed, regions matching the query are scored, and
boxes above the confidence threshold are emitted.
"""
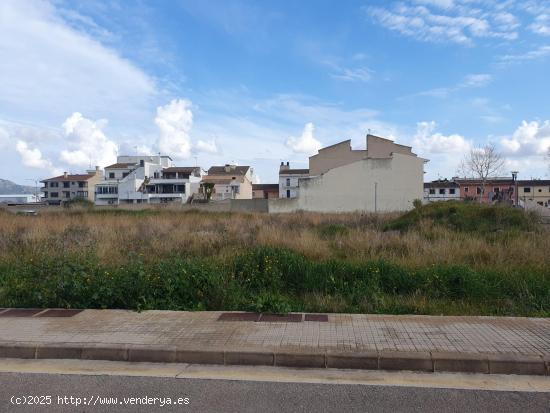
[41,167,102,205]
[278,162,309,198]
[94,155,201,205]
[200,164,253,200]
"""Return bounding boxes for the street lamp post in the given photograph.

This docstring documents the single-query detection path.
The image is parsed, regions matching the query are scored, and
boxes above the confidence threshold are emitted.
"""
[511,171,518,207]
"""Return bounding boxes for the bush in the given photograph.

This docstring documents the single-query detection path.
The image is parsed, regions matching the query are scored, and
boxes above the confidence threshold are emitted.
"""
[384,201,536,234]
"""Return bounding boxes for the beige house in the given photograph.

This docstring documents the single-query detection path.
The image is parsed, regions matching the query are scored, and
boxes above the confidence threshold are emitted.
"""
[202,164,254,200]
[517,180,550,207]
[41,167,102,205]
[269,134,427,213]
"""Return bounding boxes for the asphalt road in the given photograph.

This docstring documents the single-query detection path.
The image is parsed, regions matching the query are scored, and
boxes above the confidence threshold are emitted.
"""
[1,372,549,413]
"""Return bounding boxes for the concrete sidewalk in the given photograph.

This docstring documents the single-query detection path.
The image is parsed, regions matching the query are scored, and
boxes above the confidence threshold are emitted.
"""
[1,309,550,376]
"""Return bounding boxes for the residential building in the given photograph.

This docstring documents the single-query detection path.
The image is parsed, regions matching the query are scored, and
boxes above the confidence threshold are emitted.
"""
[201,164,254,200]
[41,168,102,205]
[454,177,515,204]
[517,180,550,207]
[423,179,460,202]
[95,155,201,205]
[252,184,279,199]
[278,162,309,198]
[270,134,427,213]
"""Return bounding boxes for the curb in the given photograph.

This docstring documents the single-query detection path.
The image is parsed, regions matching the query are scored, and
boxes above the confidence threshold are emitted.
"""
[0,342,547,376]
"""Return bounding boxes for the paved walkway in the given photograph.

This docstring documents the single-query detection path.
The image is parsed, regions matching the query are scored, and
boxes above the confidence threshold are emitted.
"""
[1,309,550,375]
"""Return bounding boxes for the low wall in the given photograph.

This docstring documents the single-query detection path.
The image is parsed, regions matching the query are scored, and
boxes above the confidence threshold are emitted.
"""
[230,199,269,213]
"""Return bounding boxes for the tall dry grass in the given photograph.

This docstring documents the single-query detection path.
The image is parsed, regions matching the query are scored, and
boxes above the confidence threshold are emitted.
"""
[0,207,547,273]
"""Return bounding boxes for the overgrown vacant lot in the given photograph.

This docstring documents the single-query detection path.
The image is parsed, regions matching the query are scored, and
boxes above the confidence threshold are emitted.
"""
[0,202,548,316]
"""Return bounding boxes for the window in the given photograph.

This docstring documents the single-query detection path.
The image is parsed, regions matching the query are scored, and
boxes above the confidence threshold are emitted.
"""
[63,182,70,188]
[524,187,531,193]
[78,182,85,188]
[439,188,445,194]
[429,189,435,195]
[286,178,290,187]
[50,182,58,188]
[64,191,71,198]
[71,181,75,185]
[476,187,482,195]
[43,192,48,198]
[464,187,469,193]
[449,188,455,195]
[109,172,115,179]
[122,172,129,178]
[286,189,291,198]
[51,192,58,198]
[493,187,500,193]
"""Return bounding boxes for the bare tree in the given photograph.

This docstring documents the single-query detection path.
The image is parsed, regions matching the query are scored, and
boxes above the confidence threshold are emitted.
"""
[458,143,505,202]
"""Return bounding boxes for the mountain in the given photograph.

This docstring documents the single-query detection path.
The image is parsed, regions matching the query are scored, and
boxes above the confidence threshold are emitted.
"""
[0,179,37,195]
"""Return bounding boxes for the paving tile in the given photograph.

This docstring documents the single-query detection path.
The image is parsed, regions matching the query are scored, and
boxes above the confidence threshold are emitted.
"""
[0,309,44,317]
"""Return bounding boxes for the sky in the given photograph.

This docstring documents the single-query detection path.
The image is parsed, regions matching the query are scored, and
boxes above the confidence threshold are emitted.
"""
[1,0,549,185]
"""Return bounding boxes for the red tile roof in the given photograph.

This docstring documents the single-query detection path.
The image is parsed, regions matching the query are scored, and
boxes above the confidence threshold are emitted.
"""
[41,173,96,182]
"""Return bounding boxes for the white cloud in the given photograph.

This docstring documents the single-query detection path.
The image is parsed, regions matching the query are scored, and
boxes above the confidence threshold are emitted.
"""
[500,120,550,156]
[155,99,193,160]
[16,139,58,172]
[413,0,455,9]
[367,3,519,45]
[0,0,156,126]
[60,112,118,168]
[408,73,492,99]
[412,121,471,154]
[286,123,322,155]
[0,127,8,148]
[195,139,219,155]
[460,73,492,88]
[529,14,550,35]
[498,45,550,63]
[330,67,372,82]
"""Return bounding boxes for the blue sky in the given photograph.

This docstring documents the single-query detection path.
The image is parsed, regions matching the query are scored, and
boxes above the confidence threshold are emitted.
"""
[1,0,549,184]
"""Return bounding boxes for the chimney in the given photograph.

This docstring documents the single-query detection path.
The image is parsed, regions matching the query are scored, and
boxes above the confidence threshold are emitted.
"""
[63,172,68,178]
[279,162,290,172]
[224,164,231,173]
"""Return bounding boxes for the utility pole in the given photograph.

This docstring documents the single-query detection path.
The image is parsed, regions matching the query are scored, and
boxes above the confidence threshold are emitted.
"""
[511,171,518,207]
[374,182,378,213]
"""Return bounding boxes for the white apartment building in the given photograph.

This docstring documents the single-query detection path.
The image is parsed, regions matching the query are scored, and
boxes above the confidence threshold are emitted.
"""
[278,162,309,198]
[94,155,201,205]
[423,179,460,202]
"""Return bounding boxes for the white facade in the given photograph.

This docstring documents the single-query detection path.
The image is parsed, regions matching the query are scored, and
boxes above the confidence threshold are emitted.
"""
[423,181,460,203]
[269,153,425,213]
[95,156,201,205]
[278,162,309,199]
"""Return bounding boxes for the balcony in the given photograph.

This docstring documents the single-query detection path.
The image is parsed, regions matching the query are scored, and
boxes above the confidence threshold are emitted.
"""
[149,177,188,185]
